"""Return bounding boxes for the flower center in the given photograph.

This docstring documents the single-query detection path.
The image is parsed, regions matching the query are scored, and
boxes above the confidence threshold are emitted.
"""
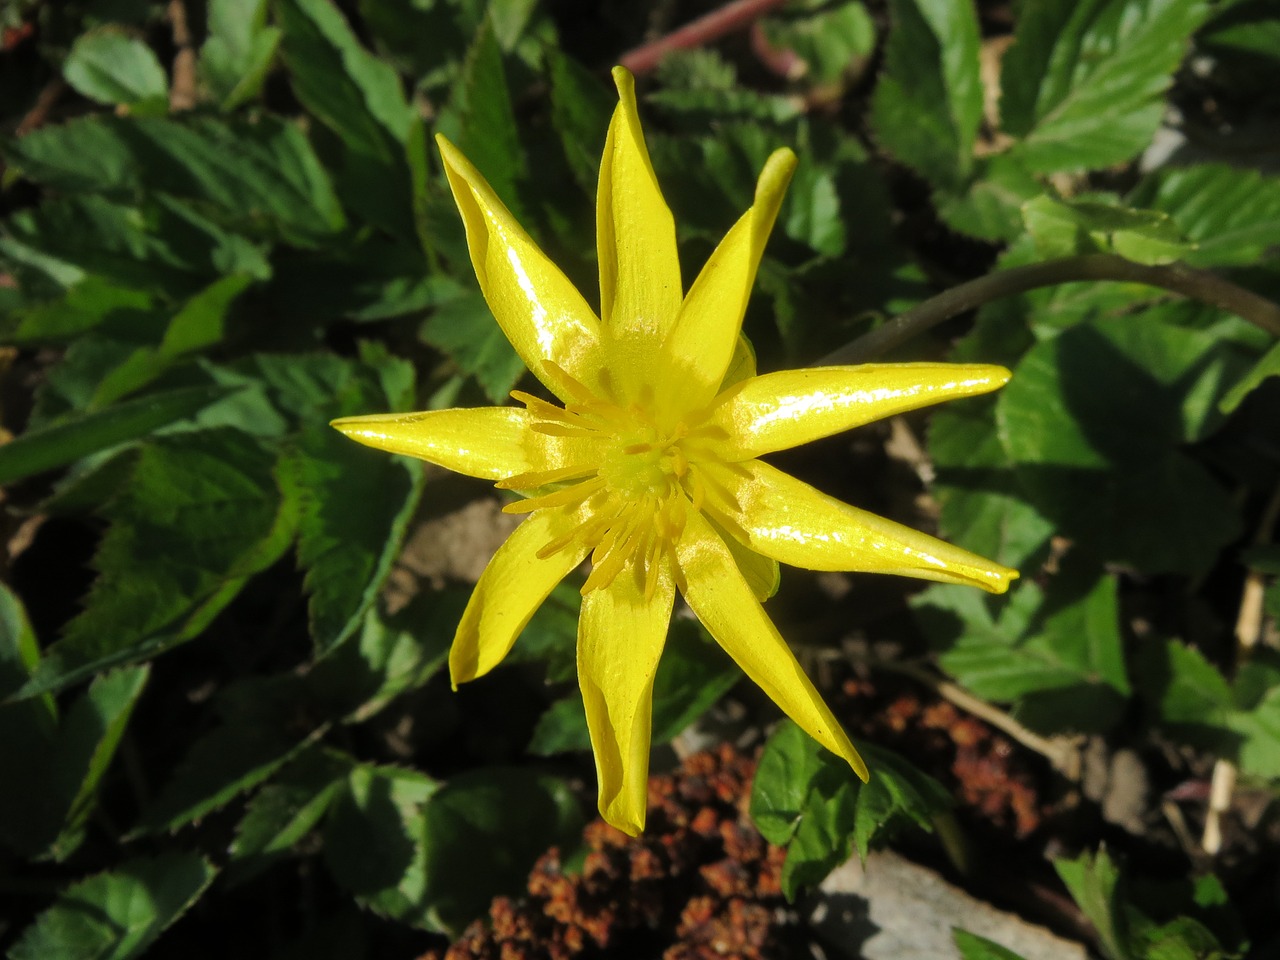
[494,362,717,597]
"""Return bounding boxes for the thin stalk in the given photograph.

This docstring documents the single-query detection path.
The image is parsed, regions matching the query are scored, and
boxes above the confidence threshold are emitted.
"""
[817,254,1280,367]
[619,0,793,75]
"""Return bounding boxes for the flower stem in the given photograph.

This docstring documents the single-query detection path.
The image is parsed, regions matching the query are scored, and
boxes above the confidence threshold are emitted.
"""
[818,253,1280,366]
[619,0,794,75]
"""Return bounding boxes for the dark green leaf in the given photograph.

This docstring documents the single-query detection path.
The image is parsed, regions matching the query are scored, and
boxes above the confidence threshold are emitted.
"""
[4,115,346,243]
[420,288,525,403]
[19,429,296,698]
[758,0,876,86]
[0,385,231,487]
[8,853,216,960]
[750,718,838,845]
[997,316,1244,574]
[1000,0,1210,172]
[547,51,614,194]
[199,0,281,109]
[871,0,983,190]
[417,767,583,933]
[63,27,168,110]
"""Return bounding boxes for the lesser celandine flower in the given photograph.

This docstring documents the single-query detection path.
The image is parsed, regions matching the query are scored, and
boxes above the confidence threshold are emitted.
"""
[333,67,1018,835]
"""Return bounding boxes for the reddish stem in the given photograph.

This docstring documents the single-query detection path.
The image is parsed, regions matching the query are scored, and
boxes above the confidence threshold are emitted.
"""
[619,0,794,75]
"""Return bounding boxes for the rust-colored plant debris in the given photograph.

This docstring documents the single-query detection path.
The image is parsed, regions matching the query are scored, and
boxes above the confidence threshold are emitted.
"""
[841,676,1046,837]
[419,744,809,960]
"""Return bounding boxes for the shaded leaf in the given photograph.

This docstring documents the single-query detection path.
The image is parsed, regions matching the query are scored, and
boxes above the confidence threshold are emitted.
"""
[63,27,168,110]
[8,853,216,960]
[199,0,281,109]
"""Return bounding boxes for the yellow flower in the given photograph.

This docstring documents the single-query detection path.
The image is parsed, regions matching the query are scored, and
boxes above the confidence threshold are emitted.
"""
[332,67,1018,835]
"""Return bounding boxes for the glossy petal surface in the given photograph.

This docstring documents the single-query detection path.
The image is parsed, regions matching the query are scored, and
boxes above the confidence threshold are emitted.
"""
[438,134,605,400]
[661,149,796,412]
[709,363,1012,460]
[578,559,676,835]
[677,510,868,780]
[331,407,532,481]
[596,67,682,399]
[699,459,1017,593]
[450,506,590,686]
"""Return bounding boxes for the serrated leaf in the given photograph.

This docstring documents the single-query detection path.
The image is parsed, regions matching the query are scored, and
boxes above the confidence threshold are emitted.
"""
[19,429,296,698]
[46,666,150,861]
[420,287,526,403]
[288,424,423,656]
[1130,163,1280,268]
[1054,849,1129,960]
[277,0,413,156]
[134,673,325,835]
[1021,194,1196,265]
[1137,638,1236,754]
[199,0,281,110]
[547,51,614,193]
[0,385,232,487]
[996,315,1244,574]
[751,722,948,899]
[4,115,346,243]
[417,768,583,933]
[1000,0,1211,172]
[226,749,349,883]
[758,0,876,86]
[63,27,168,110]
[871,0,983,190]
[437,17,524,219]
[8,853,216,960]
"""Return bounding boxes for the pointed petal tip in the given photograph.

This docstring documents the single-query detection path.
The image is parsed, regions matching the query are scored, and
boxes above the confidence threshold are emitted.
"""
[611,64,634,94]
[980,565,1020,595]
[600,800,645,837]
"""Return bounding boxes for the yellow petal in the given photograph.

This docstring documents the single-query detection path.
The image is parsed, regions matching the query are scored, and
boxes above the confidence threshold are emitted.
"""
[596,67,682,388]
[698,459,1018,593]
[658,148,796,413]
[331,406,533,481]
[450,506,590,686]
[437,134,606,400]
[709,363,1012,460]
[578,556,676,836]
[675,510,867,780]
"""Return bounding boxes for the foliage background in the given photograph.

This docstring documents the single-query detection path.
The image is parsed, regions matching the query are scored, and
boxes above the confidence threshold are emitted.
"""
[1,0,1279,956]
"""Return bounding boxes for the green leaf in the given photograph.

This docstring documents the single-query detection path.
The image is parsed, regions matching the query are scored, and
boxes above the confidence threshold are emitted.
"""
[416,767,583,933]
[4,115,346,243]
[1000,0,1211,172]
[996,315,1244,574]
[928,398,1055,571]
[871,0,983,190]
[1220,339,1280,414]
[277,0,414,155]
[63,27,168,110]
[199,0,282,109]
[954,929,1029,960]
[851,742,952,860]
[1130,163,1280,268]
[1137,638,1236,752]
[324,762,440,925]
[1021,195,1197,265]
[19,429,296,698]
[134,673,324,835]
[288,424,422,656]
[46,666,150,861]
[758,0,876,86]
[1055,849,1129,960]
[226,750,347,883]
[547,51,614,194]
[0,385,231,487]
[917,570,1130,732]
[420,288,525,403]
[437,17,524,218]
[8,853,216,960]
[751,719,842,845]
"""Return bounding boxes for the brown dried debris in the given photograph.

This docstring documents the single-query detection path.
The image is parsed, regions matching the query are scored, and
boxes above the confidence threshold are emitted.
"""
[418,744,809,960]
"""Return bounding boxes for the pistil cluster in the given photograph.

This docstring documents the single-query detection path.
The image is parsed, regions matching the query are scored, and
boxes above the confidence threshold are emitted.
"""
[495,362,722,600]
